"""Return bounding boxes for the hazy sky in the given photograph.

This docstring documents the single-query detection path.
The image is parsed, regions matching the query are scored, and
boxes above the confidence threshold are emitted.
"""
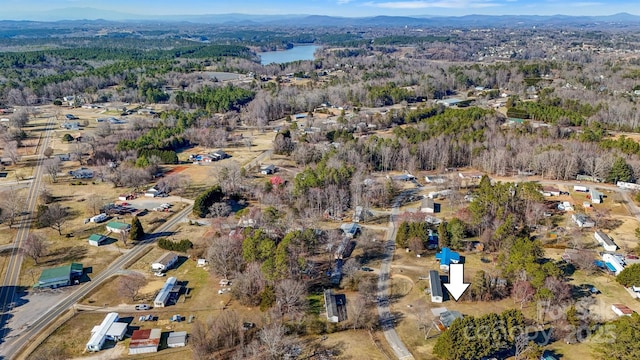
[3,0,640,19]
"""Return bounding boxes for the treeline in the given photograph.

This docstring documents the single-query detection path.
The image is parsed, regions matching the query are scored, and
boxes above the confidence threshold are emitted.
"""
[174,85,255,112]
[116,126,187,152]
[367,83,417,106]
[137,149,179,165]
[193,186,224,218]
[433,309,525,360]
[158,238,193,253]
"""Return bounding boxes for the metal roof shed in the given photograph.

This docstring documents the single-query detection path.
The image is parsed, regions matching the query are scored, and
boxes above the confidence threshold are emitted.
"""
[86,312,120,352]
[167,331,187,347]
[129,328,161,355]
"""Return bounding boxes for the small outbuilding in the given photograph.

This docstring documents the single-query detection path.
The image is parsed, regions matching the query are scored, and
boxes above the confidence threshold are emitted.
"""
[88,234,108,247]
[612,304,634,317]
[129,328,161,355]
[167,331,187,348]
[340,223,361,238]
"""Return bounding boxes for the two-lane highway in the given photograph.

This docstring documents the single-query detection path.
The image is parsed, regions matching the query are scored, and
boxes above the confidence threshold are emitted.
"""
[4,204,193,359]
[0,117,55,319]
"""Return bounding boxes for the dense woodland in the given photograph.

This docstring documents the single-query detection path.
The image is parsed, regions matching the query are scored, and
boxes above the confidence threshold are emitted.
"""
[5,20,640,360]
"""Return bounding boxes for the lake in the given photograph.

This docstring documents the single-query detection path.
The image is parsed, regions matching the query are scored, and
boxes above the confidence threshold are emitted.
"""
[259,45,319,65]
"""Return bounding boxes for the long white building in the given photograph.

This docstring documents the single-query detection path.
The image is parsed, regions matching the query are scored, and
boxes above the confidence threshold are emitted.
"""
[86,312,127,352]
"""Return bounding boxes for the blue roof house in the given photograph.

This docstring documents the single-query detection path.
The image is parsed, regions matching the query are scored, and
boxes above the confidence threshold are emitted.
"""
[435,247,461,271]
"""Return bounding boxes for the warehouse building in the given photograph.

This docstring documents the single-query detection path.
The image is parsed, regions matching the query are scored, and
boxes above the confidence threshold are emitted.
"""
[35,263,83,288]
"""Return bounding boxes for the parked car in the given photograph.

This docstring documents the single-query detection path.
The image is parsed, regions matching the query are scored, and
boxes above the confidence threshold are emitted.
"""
[154,272,166,277]
[135,304,150,310]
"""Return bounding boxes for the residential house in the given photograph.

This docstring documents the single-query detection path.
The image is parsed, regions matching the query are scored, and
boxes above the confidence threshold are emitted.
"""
[594,231,617,252]
[571,214,595,228]
[590,189,603,204]
[151,252,179,272]
[611,304,634,317]
[334,237,355,260]
[211,149,228,160]
[106,221,130,234]
[437,98,463,107]
[424,175,448,184]
[260,164,276,175]
[420,198,441,214]
[153,276,180,308]
[90,213,108,223]
[88,234,108,247]
[57,153,71,161]
[617,181,640,191]
[390,173,415,182]
[324,289,347,323]
[428,190,453,199]
[340,223,361,238]
[60,121,80,130]
[69,168,93,179]
[458,172,484,180]
[427,230,439,249]
[603,253,625,275]
[435,248,461,272]
[129,329,161,355]
[86,312,128,352]
[428,270,444,303]
[36,263,83,288]
[541,186,561,197]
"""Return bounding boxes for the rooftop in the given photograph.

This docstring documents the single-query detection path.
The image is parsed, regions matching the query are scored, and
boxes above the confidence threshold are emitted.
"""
[130,328,161,348]
[106,221,130,230]
[435,248,460,266]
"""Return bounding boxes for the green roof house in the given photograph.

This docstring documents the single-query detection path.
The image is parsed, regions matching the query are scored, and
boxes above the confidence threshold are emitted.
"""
[88,234,108,247]
[36,263,83,288]
[106,221,130,234]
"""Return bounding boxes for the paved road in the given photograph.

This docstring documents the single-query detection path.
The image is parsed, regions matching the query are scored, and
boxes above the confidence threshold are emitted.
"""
[376,190,416,360]
[2,204,193,359]
[0,117,54,333]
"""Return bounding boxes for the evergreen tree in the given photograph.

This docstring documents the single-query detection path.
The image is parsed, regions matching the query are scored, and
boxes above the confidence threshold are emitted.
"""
[130,216,145,241]
[438,221,451,248]
[607,157,634,183]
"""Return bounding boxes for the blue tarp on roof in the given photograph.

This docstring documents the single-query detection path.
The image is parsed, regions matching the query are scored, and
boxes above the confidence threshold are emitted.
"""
[605,262,617,272]
[594,260,605,268]
[435,247,460,266]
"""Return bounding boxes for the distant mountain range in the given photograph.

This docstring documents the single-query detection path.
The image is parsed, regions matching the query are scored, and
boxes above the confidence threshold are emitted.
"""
[2,8,640,28]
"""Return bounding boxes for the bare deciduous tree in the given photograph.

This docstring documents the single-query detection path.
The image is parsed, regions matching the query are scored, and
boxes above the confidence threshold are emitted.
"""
[0,189,25,228]
[275,279,307,318]
[22,233,48,264]
[206,235,244,279]
[43,203,68,236]
[3,141,20,165]
[45,157,61,183]
[117,273,147,301]
[348,294,376,330]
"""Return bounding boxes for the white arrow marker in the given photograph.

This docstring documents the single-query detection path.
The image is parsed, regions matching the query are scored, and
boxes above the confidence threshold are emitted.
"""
[444,263,470,301]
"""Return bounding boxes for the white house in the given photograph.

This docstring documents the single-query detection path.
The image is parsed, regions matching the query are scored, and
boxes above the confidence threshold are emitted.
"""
[323,289,347,323]
[424,175,448,184]
[86,313,127,352]
[90,213,108,223]
[594,231,617,252]
[106,221,130,234]
[154,276,178,308]
[145,186,160,197]
[428,270,443,303]
[603,253,625,275]
[572,214,595,228]
[151,252,179,272]
[88,234,108,247]
[260,164,276,175]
